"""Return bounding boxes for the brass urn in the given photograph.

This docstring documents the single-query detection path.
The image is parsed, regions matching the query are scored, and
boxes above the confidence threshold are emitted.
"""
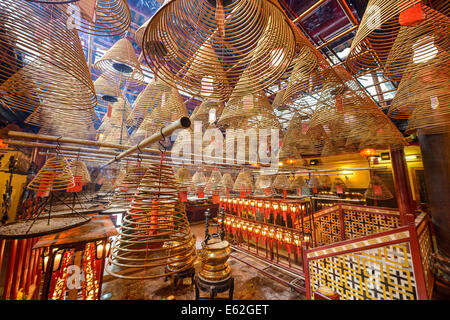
[198,238,231,282]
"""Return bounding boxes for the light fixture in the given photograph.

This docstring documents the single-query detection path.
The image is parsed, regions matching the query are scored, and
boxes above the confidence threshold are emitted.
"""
[405,155,419,160]
[340,170,354,176]
[95,240,111,260]
[360,148,377,158]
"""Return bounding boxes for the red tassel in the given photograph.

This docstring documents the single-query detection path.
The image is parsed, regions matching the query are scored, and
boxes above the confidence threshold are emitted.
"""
[298,187,302,196]
[399,2,427,26]
[282,211,287,223]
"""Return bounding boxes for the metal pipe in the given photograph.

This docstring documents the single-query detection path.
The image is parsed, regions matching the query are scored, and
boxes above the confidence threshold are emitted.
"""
[316,25,358,50]
[102,117,191,168]
[7,131,161,154]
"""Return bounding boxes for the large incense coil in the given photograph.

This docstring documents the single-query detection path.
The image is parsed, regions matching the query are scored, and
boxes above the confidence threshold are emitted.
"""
[142,0,298,101]
[190,100,225,127]
[126,78,173,128]
[279,114,317,159]
[69,159,92,184]
[108,165,148,209]
[0,1,96,112]
[389,61,450,134]
[94,38,144,87]
[38,122,97,141]
[105,162,196,279]
[319,175,332,190]
[25,0,131,37]
[233,169,253,193]
[94,75,120,103]
[221,173,234,191]
[204,169,224,194]
[346,0,449,81]
[254,174,273,195]
[307,175,321,189]
[330,177,348,193]
[27,155,75,192]
[365,173,394,200]
[290,175,305,189]
[192,171,208,187]
[218,90,281,139]
[175,167,192,186]
[135,18,150,48]
[109,97,132,127]
[271,174,291,191]
[100,125,131,147]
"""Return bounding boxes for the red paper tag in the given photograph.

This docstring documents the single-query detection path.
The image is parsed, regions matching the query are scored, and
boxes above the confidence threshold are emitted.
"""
[67,176,83,193]
[197,187,204,199]
[226,188,230,198]
[107,104,112,118]
[37,172,55,197]
[336,185,343,194]
[399,3,427,26]
[312,187,317,194]
[212,192,220,204]
[179,190,188,202]
[265,188,271,196]
[283,189,287,198]
[373,185,382,196]
[298,188,302,196]
[240,189,246,198]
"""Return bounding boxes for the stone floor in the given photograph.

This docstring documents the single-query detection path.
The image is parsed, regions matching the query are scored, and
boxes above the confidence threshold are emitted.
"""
[101,222,306,300]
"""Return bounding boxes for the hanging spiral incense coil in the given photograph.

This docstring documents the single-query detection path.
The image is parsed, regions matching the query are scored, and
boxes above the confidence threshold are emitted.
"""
[389,61,450,134]
[126,78,172,128]
[69,159,92,184]
[107,165,148,209]
[24,0,131,37]
[233,169,253,193]
[27,155,75,192]
[221,173,234,191]
[319,175,332,190]
[204,169,224,195]
[365,174,393,200]
[94,38,144,87]
[307,175,321,189]
[218,90,281,130]
[192,171,208,188]
[142,0,298,101]
[346,0,449,81]
[272,174,291,193]
[0,1,96,113]
[330,177,348,193]
[190,100,225,127]
[106,162,196,279]
[254,174,273,196]
[94,75,121,103]
[290,175,305,189]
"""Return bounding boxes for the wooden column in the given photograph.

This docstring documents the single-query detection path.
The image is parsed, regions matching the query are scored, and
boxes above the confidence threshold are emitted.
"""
[418,132,450,259]
[390,145,415,225]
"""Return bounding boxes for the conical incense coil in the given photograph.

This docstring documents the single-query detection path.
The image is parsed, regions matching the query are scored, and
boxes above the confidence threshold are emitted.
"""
[109,98,132,127]
[106,162,196,279]
[319,175,332,189]
[254,174,273,196]
[221,173,234,191]
[94,38,144,87]
[330,177,348,194]
[69,159,92,184]
[175,167,192,186]
[142,0,298,101]
[204,169,224,194]
[126,78,173,128]
[25,103,98,128]
[272,174,291,196]
[27,156,75,192]
[365,174,393,200]
[190,100,225,127]
[94,75,120,103]
[0,2,96,113]
[233,169,253,194]
[389,61,450,134]
[24,0,131,37]
[307,176,321,189]
[192,171,208,188]
[346,0,449,80]
[108,165,148,209]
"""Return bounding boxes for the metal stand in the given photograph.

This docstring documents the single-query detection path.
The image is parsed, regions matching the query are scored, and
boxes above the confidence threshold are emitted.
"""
[194,275,234,300]
[164,266,196,288]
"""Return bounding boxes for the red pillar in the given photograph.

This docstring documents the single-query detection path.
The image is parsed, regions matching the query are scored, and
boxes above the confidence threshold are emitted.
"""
[3,239,18,300]
[390,145,415,225]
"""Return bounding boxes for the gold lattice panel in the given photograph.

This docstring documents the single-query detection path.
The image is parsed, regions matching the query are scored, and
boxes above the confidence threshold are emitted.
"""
[344,210,401,240]
[418,226,433,297]
[313,211,342,245]
[309,243,418,300]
